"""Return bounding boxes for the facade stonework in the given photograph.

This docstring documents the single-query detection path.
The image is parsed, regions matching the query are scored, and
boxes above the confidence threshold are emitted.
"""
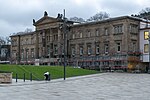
[10,12,143,71]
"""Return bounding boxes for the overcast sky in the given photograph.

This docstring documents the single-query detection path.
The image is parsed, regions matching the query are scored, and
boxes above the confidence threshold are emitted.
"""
[0,0,150,37]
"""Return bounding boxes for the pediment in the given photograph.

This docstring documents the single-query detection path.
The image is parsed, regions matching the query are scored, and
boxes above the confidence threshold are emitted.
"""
[34,16,58,26]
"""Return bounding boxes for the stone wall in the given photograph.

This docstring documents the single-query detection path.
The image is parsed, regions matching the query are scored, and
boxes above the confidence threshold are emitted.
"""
[0,72,12,83]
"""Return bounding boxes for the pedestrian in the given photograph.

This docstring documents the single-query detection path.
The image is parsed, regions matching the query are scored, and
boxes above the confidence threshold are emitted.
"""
[44,72,50,81]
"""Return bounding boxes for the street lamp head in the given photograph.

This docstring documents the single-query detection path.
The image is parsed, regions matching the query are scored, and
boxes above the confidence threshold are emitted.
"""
[59,24,63,30]
[67,25,71,31]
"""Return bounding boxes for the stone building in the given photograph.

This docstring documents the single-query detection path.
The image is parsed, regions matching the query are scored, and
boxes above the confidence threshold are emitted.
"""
[69,16,141,71]
[10,32,36,64]
[10,12,143,71]
[139,21,150,72]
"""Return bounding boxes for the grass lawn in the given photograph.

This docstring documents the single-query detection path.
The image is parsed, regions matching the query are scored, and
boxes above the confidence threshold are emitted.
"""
[0,64,100,80]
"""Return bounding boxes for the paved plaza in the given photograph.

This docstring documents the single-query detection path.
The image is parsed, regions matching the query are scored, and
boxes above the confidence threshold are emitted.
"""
[0,73,150,100]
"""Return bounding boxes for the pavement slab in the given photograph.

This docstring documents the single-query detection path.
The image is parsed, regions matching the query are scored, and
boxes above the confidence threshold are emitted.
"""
[0,73,150,100]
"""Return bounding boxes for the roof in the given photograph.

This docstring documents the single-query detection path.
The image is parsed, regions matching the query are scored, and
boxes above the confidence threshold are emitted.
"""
[33,14,74,26]
[33,11,59,26]
[33,16,58,26]
[10,15,144,37]
[72,16,142,27]
[10,31,35,37]
[140,27,150,30]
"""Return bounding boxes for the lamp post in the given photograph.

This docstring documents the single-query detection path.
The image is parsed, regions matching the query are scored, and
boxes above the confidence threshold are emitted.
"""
[58,9,71,80]
[63,9,67,80]
[49,45,51,66]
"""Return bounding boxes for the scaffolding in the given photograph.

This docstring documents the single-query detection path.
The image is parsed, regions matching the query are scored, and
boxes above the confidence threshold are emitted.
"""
[69,51,142,71]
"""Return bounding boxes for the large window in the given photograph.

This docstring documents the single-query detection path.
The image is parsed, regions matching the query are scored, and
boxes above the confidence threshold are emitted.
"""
[144,44,149,53]
[132,42,136,51]
[114,25,123,34]
[71,47,75,56]
[26,49,29,59]
[79,32,83,38]
[116,43,121,52]
[79,46,83,55]
[12,50,16,58]
[104,28,108,35]
[130,24,138,33]
[1,48,7,57]
[87,31,91,37]
[31,35,34,44]
[87,45,92,55]
[54,45,58,55]
[47,46,50,56]
[114,61,122,66]
[144,31,149,40]
[96,45,100,54]
[72,34,75,39]
[95,29,100,36]
[26,38,29,44]
[12,39,17,46]
[31,48,34,58]
[103,61,109,66]
[104,44,109,53]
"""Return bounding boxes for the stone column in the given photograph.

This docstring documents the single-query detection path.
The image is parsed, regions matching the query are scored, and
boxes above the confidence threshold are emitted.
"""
[17,35,21,64]
[49,28,53,58]
[42,30,46,57]
[35,31,39,59]
[58,28,61,58]
[48,28,52,65]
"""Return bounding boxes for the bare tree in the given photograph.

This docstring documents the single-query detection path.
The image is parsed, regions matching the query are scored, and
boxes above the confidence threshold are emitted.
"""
[131,7,150,20]
[0,37,6,45]
[24,28,33,33]
[69,17,85,23]
[5,37,11,45]
[139,7,150,14]
[87,12,110,22]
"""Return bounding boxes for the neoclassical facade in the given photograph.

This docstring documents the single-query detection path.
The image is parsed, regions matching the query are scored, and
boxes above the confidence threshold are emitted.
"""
[10,12,144,71]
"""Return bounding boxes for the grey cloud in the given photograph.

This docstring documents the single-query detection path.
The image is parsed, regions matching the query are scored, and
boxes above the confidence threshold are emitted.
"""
[0,0,149,37]
[99,0,143,16]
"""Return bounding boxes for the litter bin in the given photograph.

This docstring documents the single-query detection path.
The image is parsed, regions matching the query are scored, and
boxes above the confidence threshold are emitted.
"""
[44,72,50,81]
[0,71,12,83]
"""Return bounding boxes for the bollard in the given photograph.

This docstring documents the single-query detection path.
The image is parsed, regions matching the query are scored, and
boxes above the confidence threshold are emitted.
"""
[23,73,25,82]
[30,73,32,81]
[16,73,18,82]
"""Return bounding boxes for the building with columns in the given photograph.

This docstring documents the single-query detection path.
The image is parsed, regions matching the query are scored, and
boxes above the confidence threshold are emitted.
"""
[10,11,146,71]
